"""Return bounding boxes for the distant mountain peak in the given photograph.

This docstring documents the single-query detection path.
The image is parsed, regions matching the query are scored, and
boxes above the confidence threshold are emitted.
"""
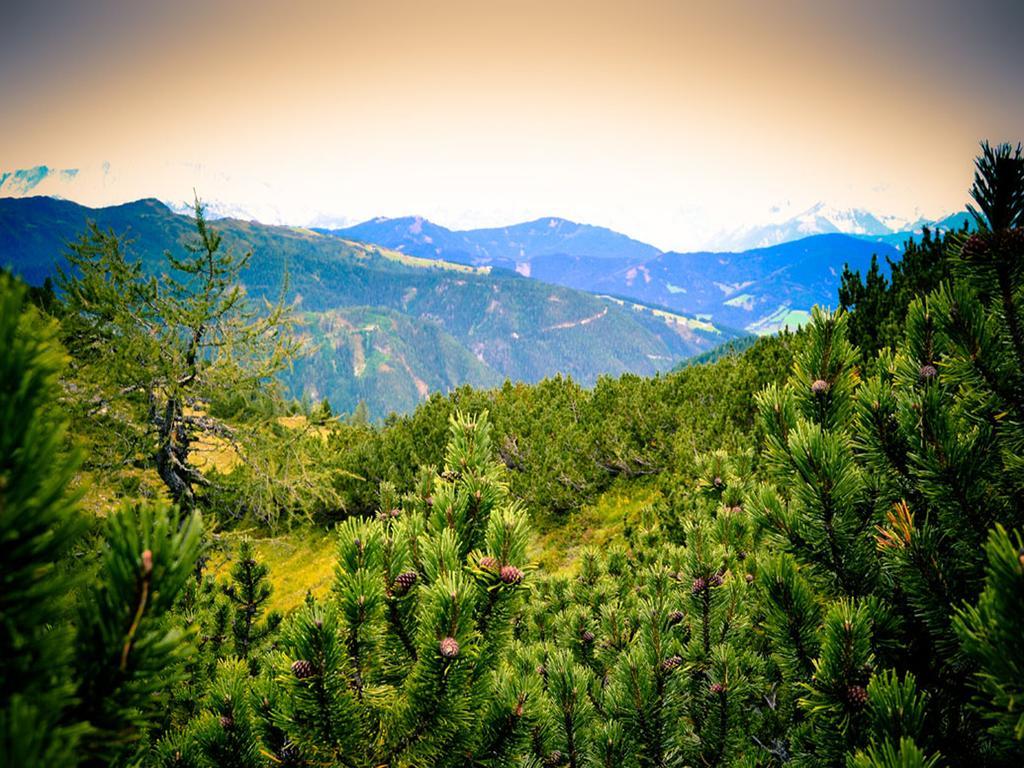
[327,213,661,270]
[710,202,951,252]
[0,165,81,197]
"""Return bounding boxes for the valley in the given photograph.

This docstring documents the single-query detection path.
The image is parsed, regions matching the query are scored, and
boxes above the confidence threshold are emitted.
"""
[2,193,967,419]
[324,213,952,334]
[0,197,734,417]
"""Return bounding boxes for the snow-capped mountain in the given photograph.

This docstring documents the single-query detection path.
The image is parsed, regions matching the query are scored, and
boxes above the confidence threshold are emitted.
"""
[711,202,933,251]
[162,197,291,225]
[1,164,117,200]
[0,163,298,226]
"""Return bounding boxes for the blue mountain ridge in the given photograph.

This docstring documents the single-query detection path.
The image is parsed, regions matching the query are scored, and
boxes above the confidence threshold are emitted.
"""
[324,217,910,333]
[0,196,738,417]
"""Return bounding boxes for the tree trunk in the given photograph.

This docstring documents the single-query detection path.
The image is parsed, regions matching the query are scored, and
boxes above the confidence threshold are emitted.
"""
[155,396,194,510]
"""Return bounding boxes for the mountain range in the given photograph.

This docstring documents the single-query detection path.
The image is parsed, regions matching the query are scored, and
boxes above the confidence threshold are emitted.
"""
[0,179,973,416]
[323,217,906,332]
[1,164,966,252]
[712,202,904,251]
[0,196,734,418]
[709,202,972,251]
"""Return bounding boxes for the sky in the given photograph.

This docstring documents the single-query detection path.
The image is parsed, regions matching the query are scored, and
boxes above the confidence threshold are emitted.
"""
[2,0,1022,250]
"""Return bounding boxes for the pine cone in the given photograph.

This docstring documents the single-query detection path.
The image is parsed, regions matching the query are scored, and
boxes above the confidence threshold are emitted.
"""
[219,714,235,730]
[478,555,499,572]
[811,379,830,396]
[544,750,567,767]
[709,682,727,695]
[691,576,708,595]
[667,610,685,626]
[846,684,868,708]
[500,565,524,585]
[919,364,938,382]
[278,741,301,765]
[580,629,595,644]
[661,655,683,672]
[708,572,724,588]
[961,232,991,262]
[439,636,460,659]
[745,573,755,584]
[712,475,724,489]
[291,659,315,679]
[392,571,418,596]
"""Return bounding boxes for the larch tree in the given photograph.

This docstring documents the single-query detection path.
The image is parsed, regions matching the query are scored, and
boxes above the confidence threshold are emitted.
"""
[57,198,299,511]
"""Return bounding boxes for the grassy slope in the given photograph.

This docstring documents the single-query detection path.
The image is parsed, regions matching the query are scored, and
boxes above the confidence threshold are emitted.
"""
[528,479,660,576]
[73,481,658,615]
[207,528,338,614]
[197,479,661,614]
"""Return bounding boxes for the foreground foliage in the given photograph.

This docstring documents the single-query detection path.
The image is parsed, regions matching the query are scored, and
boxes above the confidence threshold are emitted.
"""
[1,142,1022,767]
[0,276,204,765]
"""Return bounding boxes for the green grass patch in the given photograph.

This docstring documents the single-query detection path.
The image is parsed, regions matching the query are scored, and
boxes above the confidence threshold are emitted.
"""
[748,306,812,335]
[528,479,661,577]
[201,479,661,614]
[208,527,337,614]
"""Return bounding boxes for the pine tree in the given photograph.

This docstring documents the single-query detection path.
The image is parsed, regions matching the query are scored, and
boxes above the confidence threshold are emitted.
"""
[183,660,265,768]
[847,737,941,768]
[0,273,87,765]
[163,411,536,766]
[754,306,878,598]
[954,525,1024,760]
[739,140,1024,766]
[839,227,959,358]
[863,142,1024,761]
[73,501,204,765]
[223,539,279,664]
[0,275,206,766]
[839,253,895,357]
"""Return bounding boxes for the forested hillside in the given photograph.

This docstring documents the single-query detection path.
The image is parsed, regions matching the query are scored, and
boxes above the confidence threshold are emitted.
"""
[1,143,1022,768]
[325,217,905,334]
[0,197,734,417]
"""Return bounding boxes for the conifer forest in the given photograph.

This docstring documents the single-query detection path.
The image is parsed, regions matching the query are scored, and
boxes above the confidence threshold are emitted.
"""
[2,136,1024,767]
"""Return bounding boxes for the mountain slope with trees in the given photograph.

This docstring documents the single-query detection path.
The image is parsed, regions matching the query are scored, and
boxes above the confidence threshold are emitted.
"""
[326,217,904,334]
[0,197,735,417]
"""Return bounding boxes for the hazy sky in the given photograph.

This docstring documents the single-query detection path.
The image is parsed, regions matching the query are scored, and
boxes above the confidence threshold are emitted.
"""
[2,0,1022,249]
